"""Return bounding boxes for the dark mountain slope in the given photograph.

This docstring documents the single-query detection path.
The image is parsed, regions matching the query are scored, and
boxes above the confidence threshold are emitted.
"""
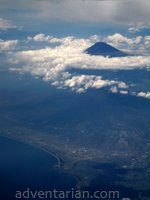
[84,42,129,57]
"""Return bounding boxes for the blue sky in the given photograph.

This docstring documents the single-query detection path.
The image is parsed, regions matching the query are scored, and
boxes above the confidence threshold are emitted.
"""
[0,0,150,98]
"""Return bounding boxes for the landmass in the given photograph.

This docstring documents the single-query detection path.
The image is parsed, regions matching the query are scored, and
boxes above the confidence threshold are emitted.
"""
[84,42,129,57]
[0,112,150,192]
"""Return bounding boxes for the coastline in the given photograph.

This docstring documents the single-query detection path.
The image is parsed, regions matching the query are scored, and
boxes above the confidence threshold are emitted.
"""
[0,134,80,188]
[0,134,61,167]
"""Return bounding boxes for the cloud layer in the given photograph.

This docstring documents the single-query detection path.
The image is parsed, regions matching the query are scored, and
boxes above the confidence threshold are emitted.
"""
[8,33,150,96]
[34,0,150,25]
[1,0,150,33]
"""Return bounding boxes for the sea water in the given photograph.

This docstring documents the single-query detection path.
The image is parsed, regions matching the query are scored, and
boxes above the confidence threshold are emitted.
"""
[0,136,77,200]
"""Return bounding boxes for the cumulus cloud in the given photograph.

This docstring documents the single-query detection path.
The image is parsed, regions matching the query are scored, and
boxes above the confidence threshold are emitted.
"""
[118,82,129,89]
[33,33,45,42]
[110,88,150,98]
[8,34,150,93]
[33,33,52,42]
[28,34,100,45]
[0,18,17,30]
[137,92,150,99]
[104,33,142,46]
[28,33,150,56]
[10,34,150,70]
[0,39,18,52]
[120,90,128,94]
[50,74,130,93]
[103,33,150,55]
[61,74,119,93]
[110,86,118,93]
[103,33,144,54]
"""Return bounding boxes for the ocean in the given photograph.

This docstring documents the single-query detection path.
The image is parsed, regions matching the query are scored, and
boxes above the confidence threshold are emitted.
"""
[0,136,77,200]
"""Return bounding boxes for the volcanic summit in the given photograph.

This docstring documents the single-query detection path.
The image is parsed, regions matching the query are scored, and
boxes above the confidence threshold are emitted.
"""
[84,42,129,58]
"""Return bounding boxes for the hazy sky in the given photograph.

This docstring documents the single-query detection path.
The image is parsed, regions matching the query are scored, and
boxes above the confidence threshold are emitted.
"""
[0,0,150,35]
[1,0,150,23]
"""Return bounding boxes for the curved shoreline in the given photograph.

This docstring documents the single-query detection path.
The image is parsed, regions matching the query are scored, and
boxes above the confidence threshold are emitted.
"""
[0,134,80,188]
[0,135,61,166]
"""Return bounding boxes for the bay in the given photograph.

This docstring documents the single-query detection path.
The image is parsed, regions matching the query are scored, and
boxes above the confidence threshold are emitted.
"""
[0,136,77,200]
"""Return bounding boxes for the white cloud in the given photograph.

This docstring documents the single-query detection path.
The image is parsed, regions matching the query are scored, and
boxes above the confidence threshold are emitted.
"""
[118,82,129,89]
[103,33,143,53]
[33,33,45,42]
[8,34,150,94]
[31,34,98,47]
[120,90,128,95]
[56,74,120,93]
[128,22,150,33]
[0,18,17,30]
[103,33,150,55]
[144,36,150,50]
[33,33,52,42]
[51,81,60,86]
[76,88,85,93]
[137,92,150,99]
[0,39,18,52]
[29,33,150,55]
[104,33,142,46]
[27,36,32,42]
[9,34,150,71]
[110,86,118,93]
[128,27,140,33]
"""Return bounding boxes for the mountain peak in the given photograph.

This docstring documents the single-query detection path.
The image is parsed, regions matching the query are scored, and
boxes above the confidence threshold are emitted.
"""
[84,42,129,57]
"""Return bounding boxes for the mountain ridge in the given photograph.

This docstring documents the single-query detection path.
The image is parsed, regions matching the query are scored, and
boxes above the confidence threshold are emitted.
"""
[84,42,129,57]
